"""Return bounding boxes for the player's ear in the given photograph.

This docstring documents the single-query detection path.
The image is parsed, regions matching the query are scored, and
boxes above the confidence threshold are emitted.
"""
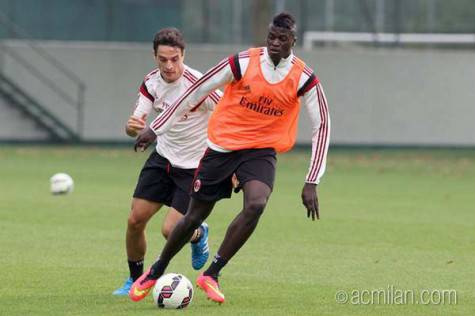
[181,49,186,59]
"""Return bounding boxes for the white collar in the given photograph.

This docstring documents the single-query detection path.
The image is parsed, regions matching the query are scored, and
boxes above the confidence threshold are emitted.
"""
[263,47,294,69]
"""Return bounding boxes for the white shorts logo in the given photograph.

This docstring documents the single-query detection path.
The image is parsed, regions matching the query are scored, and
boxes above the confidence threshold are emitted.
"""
[193,179,201,192]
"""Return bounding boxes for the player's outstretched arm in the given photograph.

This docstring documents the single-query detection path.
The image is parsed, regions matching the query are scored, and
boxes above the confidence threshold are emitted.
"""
[150,58,233,135]
[301,183,319,221]
[134,127,156,152]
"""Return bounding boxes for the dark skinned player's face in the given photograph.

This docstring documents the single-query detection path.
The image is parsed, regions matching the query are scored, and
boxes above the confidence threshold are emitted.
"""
[266,26,295,65]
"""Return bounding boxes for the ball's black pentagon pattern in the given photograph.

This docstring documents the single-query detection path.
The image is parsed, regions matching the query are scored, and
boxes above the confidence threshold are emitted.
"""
[157,294,165,308]
[170,275,182,290]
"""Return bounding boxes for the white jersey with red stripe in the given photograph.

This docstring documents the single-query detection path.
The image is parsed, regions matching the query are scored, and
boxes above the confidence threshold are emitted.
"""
[149,48,330,184]
[132,65,221,169]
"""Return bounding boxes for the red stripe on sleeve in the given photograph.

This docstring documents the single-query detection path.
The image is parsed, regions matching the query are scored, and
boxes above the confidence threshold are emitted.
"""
[228,55,239,81]
[139,82,154,102]
[151,59,228,131]
[184,70,221,105]
[301,76,320,96]
[307,84,329,182]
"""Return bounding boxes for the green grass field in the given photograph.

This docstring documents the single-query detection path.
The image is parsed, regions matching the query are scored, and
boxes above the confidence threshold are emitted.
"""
[1,146,474,315]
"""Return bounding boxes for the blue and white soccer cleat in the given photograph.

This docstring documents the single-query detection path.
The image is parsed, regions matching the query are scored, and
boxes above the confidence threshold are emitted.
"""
[112,277,133,296]
[191,223,209,270]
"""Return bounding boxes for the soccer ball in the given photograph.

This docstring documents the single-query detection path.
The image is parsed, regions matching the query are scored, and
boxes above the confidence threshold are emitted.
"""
[50,173,74,194]
[152,273,193,309]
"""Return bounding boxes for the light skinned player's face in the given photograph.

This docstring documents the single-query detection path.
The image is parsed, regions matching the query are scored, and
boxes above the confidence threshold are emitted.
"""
[154,45,185,83]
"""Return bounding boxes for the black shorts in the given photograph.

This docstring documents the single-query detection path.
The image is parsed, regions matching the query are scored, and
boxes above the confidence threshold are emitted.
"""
[133,151,195,215]
[191,148,277,202]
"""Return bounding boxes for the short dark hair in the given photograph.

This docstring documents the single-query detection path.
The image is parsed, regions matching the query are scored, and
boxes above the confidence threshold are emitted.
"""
[270,12,297,36]
[153,27,185,55]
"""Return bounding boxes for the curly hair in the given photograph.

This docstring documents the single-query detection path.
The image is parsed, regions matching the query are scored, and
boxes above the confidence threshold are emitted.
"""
[153,27,185,55]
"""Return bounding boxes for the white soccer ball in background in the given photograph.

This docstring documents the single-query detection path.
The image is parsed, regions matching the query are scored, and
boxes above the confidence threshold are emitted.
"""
[152,273,193,309]
[50,173,74,195]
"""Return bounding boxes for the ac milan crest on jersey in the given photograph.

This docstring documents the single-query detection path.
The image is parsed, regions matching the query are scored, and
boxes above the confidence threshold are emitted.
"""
[193,179,201,192]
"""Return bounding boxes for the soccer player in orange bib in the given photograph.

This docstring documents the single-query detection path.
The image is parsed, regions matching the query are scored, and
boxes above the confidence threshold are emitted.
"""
[130,12,330,303]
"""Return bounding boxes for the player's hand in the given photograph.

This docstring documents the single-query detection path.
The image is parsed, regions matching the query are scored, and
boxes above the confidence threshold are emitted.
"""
[232,173,241,193]
[126,114,147,137]
[301,183,319,221]
[134,126,156,152]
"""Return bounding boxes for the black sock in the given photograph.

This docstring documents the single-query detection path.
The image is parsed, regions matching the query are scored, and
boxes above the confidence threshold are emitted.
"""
[204,254,228,280]
[128,259,144,281]
[150,257,168,278]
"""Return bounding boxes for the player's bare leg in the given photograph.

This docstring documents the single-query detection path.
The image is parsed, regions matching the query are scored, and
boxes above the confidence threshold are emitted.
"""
[162,208,210,270]
[113,198,161,296]
[126,198,162,264]
[213,180,271,261]
[129,198,214,301]
[161,208,183,239]
[198,180,271,303]
[161,207,204,243]
[152,199,214,274]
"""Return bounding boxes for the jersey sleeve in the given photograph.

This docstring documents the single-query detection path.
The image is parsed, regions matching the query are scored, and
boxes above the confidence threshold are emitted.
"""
[203,89,222,111]
[132,81,155,118]
[229,50,252,81]
[301,82,331,184]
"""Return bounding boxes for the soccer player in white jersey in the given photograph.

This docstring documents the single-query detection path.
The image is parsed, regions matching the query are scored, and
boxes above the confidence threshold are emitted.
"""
[112,28,221,296]
[129,13,330,303]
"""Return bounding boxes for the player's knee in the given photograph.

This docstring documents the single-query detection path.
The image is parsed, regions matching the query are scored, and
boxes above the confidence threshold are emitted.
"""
[161,222,173,239]
[244,199,267,219]
[127,213,147,232]
[182,212,203,231]
[161,227,169,239]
